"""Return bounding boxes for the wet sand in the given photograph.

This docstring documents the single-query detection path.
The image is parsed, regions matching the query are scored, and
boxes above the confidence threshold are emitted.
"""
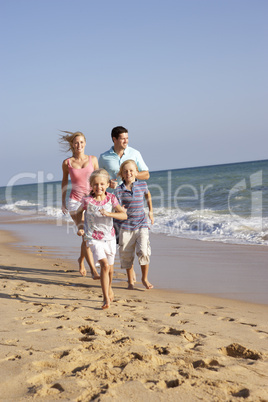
[1,216,268,304]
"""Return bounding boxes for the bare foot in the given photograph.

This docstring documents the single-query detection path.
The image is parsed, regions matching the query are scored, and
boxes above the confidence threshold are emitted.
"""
[102,300,110,309]
[127,283,134,290]
[142,279,154,289]
[92,271,100,280]
[78,257,87,277]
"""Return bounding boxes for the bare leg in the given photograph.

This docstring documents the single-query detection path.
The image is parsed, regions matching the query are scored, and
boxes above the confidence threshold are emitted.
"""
[82,241,100,279]
[133,269,137,283]
[78,251,87,277]
[141,264,153,289]
[126,266,135,290]
[69,211,89,277]
[109,265,114,302]
[100,259,113,309]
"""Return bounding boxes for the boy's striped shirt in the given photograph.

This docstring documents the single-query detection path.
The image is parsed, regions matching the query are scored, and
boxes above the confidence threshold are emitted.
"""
[114,180,149,230]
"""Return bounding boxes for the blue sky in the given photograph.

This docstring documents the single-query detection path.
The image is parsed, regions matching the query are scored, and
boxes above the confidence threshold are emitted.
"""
[1,0,267,187]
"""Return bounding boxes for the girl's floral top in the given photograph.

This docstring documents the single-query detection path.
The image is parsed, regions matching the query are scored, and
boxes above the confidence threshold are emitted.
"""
[82,192,118,242]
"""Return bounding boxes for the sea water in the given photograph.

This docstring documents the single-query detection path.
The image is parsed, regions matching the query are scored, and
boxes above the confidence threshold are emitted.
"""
[1,159,268,245]
[1,159,268,246]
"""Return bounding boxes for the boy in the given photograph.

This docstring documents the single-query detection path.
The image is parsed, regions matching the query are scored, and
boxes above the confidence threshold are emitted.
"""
[115,160,154,290]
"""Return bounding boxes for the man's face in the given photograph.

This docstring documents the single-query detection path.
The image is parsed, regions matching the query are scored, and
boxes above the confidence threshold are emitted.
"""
[113,132,128,150]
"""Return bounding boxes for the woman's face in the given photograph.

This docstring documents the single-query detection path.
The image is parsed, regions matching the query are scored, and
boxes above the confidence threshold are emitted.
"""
[72,135,86,153]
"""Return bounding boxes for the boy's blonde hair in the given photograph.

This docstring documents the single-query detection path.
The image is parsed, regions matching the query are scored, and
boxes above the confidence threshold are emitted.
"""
[89,169,110,187]
[58,130,86,154]
[117,159,138,179]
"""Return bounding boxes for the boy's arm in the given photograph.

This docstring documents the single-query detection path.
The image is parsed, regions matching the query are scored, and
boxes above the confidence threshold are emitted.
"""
[145,191,154,224]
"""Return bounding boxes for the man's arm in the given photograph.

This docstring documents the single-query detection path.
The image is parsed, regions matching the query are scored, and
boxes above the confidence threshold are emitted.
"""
[137,170,150,180]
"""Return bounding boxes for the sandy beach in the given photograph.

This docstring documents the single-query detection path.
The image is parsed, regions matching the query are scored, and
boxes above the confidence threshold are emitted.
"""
[0,225,268,401]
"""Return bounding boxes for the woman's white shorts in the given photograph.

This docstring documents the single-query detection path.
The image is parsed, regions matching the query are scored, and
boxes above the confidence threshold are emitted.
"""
[68,198,82,212]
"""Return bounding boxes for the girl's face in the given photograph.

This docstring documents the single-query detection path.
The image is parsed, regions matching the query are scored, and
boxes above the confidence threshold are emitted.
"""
[121,162,138,183]
[91,176,109,197]
[72,135,86,153]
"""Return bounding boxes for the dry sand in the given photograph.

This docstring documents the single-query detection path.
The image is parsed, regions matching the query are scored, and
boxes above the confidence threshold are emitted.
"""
[0,229,267,401]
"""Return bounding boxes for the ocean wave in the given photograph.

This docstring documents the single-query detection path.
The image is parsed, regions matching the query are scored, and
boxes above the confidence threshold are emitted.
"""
[0,202,72,222]
[151,207,268,246]
[1,200,268,246]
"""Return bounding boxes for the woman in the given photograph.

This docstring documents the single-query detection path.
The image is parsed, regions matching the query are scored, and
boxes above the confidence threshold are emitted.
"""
[60,130,100,279]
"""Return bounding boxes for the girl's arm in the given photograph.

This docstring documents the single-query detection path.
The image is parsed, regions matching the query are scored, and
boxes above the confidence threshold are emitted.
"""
[61,160,69,214]
[145,191,154,224]
[100,204,127,220]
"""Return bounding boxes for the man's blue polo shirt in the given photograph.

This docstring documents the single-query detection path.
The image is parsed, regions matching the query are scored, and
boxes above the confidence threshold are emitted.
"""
[98,146,149,183]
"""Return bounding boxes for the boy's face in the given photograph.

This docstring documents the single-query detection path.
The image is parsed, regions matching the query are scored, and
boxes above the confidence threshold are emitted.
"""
[121,162,137,183]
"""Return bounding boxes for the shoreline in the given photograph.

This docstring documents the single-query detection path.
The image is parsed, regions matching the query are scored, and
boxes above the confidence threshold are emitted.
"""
[0,228,267,400]
[1,213,268,305]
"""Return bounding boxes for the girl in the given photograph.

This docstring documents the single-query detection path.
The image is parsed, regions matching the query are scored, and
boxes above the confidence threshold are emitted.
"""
[60,130,100,279]
[115,159,154,290]
[76,169,127,309]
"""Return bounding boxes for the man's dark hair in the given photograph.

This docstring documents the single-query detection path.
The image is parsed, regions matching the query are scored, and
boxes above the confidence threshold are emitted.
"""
[111,126,128,140]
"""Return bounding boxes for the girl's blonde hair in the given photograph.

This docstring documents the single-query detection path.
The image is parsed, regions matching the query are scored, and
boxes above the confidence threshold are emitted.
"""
[117,159,138,179]
[58,130,86,154]
[89,169,110,187]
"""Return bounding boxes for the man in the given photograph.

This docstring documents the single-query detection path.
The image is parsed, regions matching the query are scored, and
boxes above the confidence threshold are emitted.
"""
[99,126,150,190]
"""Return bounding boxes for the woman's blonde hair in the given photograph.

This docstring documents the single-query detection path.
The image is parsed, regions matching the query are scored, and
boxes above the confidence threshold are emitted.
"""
[117,159,138,179]
[89,169,110,187]
[58,130,86,154]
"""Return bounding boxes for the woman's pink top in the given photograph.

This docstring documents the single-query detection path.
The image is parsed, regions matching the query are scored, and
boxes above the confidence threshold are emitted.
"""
[68,156,94,201]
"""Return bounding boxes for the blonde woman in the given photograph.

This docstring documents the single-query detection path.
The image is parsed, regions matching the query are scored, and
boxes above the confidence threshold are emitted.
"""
[60,130,100,279]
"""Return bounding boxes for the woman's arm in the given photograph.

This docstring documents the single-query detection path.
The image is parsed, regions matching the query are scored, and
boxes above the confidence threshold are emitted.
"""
[91,155,99,170]
[144,191,154,224]
[61,160,69,214]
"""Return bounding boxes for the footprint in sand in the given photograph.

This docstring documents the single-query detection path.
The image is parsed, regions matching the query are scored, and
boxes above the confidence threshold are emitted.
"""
[255,329,268,338]
[79,325,107,336]
[26,328,48,333]
[192,358,224,371]
[169,312,179,317]
[0,339,19,346]
[218,316,236,322]
[239,321,257,328]
[154,345,170,355]
[7,354,22,361]
[201,311,217,317]
[53,315,70,321]
[158,327,197,342]
[83,316,99,322]
[220,343,262,360]
[52,350,70,359]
